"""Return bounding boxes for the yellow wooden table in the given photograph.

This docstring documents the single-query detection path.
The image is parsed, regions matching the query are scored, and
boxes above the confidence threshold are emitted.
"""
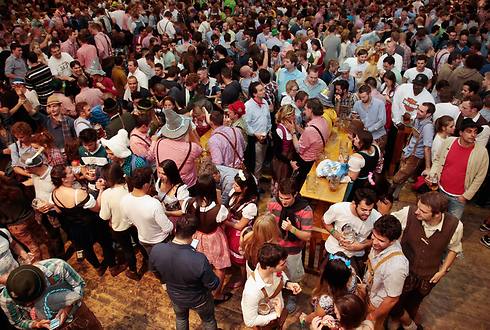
[300,111,353,274]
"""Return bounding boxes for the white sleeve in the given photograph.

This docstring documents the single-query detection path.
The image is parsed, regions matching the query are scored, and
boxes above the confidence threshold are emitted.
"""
[242,203,258,219]
[276,127,284,139]
[0,229,12,243]
[323,204,338,225]
[176,185,190,201]
[82,194,97,209]
[348,154,365,173]
[391,206,409,231]
[216,205,230,223]
[154,201,174,234]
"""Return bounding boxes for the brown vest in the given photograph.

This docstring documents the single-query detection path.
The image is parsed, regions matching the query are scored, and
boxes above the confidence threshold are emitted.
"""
[197,203,221,234]
[401,206,458,280]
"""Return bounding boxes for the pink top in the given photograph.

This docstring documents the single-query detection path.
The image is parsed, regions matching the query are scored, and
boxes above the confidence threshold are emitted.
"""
[298,116,330,162]
[94,32,113,59]
[60,39,78,59]
[151,139,202,187]
[129,128,152,159]
[76,44,98,69]
[208,126,245,168]
[75,87,103,108]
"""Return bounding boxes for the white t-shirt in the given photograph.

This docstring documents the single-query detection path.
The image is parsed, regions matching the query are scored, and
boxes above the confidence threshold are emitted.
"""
[323,202,381,257]
[403,67,434,83]
[391,83,435,124]
[32,166,55,202]
[99,185,132,232]
[344,57,368,78]
[433,102,460,122]
[120,194,173,244]
[48,53,74,77]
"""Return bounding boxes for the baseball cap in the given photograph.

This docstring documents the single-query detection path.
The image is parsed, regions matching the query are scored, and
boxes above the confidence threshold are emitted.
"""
[11,78,26,85]
[412,74,428,86]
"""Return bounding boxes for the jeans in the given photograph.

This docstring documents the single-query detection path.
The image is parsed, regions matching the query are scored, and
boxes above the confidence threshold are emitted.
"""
[442,191,465,220]
[172,295,217,330]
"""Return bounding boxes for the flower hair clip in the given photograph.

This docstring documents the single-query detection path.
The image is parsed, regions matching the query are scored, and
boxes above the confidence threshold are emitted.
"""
[368,172,375,186]
[238,170,246,181]
[329,254,351,267]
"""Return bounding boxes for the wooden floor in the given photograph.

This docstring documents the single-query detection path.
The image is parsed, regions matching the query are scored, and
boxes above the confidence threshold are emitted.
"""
[73,185,490,330]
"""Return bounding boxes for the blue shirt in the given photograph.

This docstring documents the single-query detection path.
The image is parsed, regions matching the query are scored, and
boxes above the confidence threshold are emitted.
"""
[353,98,387,140]
[276,68,305,97]
[403,117,434,159]
[244,98,272,136]
[297,78,327,99]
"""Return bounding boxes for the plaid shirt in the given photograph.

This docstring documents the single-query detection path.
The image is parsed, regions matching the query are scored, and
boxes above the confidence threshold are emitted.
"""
[400,43,412,72]
[46,148,67,167]
[334,93,359,118]
[264,81,279,108]
[0,259,85,329]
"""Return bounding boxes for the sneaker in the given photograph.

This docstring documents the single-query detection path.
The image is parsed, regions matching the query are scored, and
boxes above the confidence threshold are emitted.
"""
[109,264,127,277]
[125,270,141,281]
[286,295,297,313]
[479,223,490,232]
[480,235,490,249]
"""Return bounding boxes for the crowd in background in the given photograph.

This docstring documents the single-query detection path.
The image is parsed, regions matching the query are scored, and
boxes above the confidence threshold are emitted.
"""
[0,0,489,329]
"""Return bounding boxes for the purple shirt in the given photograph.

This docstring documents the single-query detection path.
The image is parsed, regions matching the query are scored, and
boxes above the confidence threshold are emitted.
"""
[208,126,246,168]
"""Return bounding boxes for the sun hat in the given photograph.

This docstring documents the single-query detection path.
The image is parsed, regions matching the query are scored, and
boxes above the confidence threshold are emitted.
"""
[85,60,106,76]
[101,129,132,158]
[338,63,351,73]
[20,150,44,168]
[158,109,191,139]
[46,95,62,106]
[6,265,46,304]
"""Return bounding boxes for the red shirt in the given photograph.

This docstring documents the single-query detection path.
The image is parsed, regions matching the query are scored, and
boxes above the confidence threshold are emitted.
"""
[439,139,473,195]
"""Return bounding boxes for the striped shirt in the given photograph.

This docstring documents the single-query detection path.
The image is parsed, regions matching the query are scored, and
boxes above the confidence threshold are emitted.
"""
[24,63,54,107]
[0,258,85,329]
[267,198,313,254]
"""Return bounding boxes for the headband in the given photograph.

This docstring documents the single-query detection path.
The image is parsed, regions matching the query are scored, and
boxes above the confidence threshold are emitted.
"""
[329,254,351,268]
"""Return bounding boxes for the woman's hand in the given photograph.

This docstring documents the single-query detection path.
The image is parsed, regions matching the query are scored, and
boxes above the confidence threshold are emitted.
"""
[286,281,302,295]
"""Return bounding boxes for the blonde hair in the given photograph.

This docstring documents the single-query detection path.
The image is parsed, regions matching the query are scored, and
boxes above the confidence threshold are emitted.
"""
[285,80,299,94]
[275,104,296,123]
[242,213,281,267]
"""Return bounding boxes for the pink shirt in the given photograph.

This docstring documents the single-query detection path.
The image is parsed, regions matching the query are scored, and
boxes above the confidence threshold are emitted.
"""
[151,139,202,187]
[129,128,152,159]
[208,126,245,168]
[94,32,112,59]
[75,87,103,108]
[60,39,78,59]
[76,44,98,69]
[298,116,330,162]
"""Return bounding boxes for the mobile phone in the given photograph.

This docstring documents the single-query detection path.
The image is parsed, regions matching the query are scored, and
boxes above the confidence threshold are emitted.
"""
[50,318,60,330]
[191,239,199,249]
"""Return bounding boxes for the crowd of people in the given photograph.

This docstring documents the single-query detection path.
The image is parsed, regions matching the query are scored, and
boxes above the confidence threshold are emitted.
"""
[0,0,489,329]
